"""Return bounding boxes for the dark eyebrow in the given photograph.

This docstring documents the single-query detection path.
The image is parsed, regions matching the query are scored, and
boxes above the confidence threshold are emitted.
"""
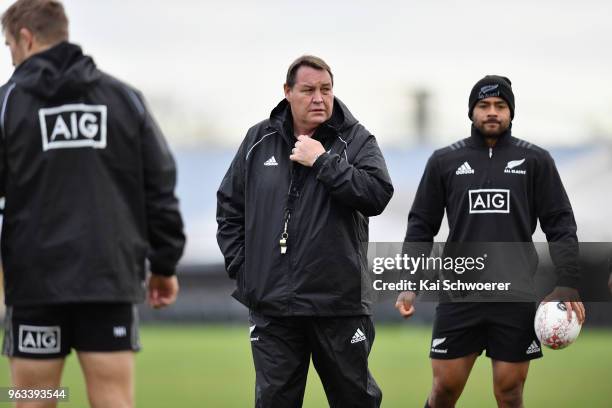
[299,82,332,87]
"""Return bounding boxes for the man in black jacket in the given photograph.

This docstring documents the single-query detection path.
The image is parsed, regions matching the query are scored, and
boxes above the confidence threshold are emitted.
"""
[217,55,392,407]
[1,1,185,407]
[395,75,585,408]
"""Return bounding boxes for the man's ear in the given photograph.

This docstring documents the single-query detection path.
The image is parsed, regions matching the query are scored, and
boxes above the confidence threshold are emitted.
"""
[283,83,291,100]
[18,27,34,51]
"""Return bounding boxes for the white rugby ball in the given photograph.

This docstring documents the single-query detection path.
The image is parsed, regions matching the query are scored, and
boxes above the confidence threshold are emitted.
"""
[534,301,582,350]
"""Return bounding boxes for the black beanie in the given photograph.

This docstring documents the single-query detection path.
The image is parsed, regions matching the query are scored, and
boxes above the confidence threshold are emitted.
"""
[468,75,514,120]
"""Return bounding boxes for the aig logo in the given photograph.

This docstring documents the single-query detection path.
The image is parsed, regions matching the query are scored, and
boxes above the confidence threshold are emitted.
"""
[38,104,107,151]
[18,325,61,354]
[469,189,510,214]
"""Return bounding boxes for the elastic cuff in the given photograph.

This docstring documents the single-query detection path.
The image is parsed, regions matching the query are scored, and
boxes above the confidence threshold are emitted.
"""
[556,276,579,289]
[150,265,176,277]
[312,152,330,173]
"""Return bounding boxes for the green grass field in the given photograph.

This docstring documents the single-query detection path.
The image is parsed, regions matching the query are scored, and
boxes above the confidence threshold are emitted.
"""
[0,324,610,407]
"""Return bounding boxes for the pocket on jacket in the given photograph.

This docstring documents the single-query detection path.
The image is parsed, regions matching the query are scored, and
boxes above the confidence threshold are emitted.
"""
[231,255,250,306]
[228,252,245,280]
[236,261,247,294]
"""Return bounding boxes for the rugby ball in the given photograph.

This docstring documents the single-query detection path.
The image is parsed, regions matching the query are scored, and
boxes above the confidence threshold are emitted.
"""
[534,301,582,350]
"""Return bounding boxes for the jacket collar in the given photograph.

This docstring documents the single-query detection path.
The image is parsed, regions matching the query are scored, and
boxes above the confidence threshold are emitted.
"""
[469,123,512,148]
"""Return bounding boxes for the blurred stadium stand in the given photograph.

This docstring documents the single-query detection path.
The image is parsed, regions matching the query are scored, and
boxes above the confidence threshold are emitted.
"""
[2,144,611,325]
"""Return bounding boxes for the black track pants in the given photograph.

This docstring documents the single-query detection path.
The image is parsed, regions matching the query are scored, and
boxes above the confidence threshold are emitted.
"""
[248,311,382,408]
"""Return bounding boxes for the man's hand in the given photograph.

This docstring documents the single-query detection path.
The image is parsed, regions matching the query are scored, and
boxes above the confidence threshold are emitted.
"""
[290,135,326,167]
[542,286,585,324]
[395,291,416,319]
[147,274,179,309]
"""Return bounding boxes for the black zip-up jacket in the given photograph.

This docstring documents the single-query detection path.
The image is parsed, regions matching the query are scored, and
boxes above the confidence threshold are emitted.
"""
[405,126,579,290]
[217,97,393,316]
[0,42,185,306]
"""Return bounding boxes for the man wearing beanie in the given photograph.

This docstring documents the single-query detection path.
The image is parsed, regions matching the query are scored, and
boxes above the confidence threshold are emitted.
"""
[395,75,585,407]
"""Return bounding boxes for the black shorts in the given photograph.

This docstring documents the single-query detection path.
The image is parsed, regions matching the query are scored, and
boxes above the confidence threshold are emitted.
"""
[429,302,542,362]
[2,303,140,359]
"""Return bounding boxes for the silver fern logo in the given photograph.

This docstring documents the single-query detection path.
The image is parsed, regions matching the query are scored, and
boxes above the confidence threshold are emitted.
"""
[504,158,526,175]
[431,337,448,353]
[432,338,446,348]
[478,84,500,99]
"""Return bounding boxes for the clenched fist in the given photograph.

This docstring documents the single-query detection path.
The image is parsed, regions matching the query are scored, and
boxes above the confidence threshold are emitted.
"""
[395,291,417,319]
[290,135,326,167]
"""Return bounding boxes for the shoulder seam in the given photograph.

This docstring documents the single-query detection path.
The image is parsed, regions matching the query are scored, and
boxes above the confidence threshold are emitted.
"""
[118,84,146,117]
[1,83,17,138]
[245,130,277,161]
[336,134,350,163]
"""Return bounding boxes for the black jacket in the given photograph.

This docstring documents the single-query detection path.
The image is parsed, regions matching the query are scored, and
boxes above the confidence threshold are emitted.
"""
[217,98,393,316]
[0,42,185,306]
[405,126,579,289]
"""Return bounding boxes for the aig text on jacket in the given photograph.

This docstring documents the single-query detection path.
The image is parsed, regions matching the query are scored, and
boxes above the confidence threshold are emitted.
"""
[370,254,512,292]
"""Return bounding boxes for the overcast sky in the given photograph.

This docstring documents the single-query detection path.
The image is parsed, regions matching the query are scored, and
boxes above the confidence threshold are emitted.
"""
[2,0,612,147]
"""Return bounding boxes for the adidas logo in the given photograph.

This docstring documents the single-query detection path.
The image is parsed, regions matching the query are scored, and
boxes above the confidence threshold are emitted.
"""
[113,326,127,338]
[456,161,475,175]
[350,328,366,344]
[526,340,540,354]
[263,156,278,166]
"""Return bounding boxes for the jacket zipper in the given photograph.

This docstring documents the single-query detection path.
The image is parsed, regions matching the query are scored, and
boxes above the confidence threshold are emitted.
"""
[281,171,297,255]
[486,146,494,186]
[280,211,290,254]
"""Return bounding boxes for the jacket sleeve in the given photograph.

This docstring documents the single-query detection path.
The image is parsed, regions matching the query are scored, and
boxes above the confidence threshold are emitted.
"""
[0,136,6,200]
[0,83,12,200]
[0,121,5,201]
[402,154,446,291]
[311,134,393,216]
[138,92,186,276]
[405,154,446,243]
[535,151,580,288]
[216,138,247,280]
